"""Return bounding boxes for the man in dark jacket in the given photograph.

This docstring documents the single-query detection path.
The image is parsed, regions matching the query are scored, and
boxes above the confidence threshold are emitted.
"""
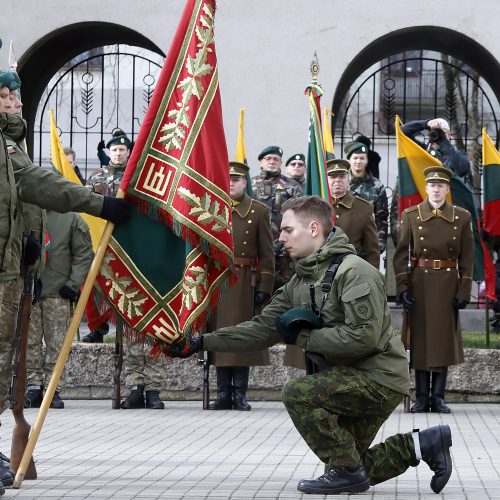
[173,195,454,496]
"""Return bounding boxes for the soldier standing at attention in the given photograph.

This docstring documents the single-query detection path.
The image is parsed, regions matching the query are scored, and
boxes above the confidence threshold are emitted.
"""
[25,211,93,409]
[284,153,306,194]
[345,141,388,255]
[327,158,380,269]
[208,162,274,411]
[173,195,454,496]
[394,166,474,413]
[251,146,302,290]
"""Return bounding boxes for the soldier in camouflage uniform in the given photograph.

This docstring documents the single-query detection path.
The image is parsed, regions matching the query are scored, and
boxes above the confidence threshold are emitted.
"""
[25,210,93,409]
[175,196,454,496]
[345,141,388,256]
[284,153,306,194]
[251,146,302,290]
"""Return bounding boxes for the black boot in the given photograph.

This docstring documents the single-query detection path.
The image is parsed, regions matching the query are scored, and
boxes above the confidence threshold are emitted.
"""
[82,322,109,343]
[411,370,430,413]
[0,452,14,488]
[208,367,232,410]
[417,425,453,493]
[232,366,251,411]
[431,368,451,413]
[120,385,145,409]
[297,464,370,495]
[50,391,65,409]
[145,390,165,409]
[24,385,44,409]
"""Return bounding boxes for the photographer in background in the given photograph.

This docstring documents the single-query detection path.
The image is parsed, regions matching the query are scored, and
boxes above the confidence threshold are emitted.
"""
[402,118,471,178]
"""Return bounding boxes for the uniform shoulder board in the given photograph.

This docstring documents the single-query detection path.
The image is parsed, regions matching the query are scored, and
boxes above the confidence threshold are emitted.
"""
[454,206,471,215]
[402,205,418,214]
[252,198,269,211]
[353,194,372,207]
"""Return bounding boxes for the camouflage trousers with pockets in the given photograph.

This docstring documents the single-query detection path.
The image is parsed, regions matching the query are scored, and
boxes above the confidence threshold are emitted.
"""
[282,365,419,485]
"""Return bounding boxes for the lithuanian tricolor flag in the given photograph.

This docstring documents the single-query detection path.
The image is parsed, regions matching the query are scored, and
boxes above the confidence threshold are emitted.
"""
[323,107,335,160]
[482,128,500,236]
[234,108,252,196]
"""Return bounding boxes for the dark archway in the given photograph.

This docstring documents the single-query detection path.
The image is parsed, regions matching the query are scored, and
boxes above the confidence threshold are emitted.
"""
[332,26,500,130]
[17,22,165,155]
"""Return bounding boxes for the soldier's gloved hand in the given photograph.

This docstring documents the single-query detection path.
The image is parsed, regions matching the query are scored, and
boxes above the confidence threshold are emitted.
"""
[100,196,132,225]
[399,290,416,311]
[453,298,469,310]
[274,317,301,345]
[59,285,78,301]
[379,242,386,254]
[97,139,105,152]
[170,336,203,358]
[480,228,490,242]
[24,234,42,266]
[32,279,43,305]
[254,291,270,305]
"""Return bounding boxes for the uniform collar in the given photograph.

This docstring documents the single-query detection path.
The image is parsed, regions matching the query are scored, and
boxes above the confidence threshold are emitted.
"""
[332,190,353,208]
[233,192,252,218]
[419,199,455,222]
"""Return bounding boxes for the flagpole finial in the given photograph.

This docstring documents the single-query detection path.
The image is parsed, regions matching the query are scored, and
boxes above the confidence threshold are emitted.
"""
[310,52,320,83]
[9,41,18,71]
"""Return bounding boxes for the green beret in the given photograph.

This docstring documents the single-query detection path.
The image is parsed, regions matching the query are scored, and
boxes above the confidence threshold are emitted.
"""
[343,142,368,159]
[285,153,305,166]
[326,158,350,176]
[106,133,131,149]
[281,308,322,330]
[424,166,453,184]
[0,70,21,91]
[258,145,283,160]
[229,161,249,177]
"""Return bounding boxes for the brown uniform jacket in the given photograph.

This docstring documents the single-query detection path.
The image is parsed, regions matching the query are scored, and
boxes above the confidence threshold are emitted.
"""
[209,193,275,366]
[393,200,474,370]
[332,191,380,268]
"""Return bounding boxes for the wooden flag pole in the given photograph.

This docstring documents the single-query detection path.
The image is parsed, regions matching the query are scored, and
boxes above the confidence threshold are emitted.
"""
[14,190,124,488]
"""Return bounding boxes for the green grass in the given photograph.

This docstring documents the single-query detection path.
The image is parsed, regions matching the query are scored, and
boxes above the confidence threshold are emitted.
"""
[461,332,500,349]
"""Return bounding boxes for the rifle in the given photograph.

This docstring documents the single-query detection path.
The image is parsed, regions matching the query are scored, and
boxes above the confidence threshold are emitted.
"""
[9,235,37,479]
[111,319,123,409]
[402,226,413,413]
[201,341,210,410]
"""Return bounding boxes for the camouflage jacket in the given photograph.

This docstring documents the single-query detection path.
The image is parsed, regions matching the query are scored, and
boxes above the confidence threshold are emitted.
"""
[350,175,388,252]
[88,161,126,197]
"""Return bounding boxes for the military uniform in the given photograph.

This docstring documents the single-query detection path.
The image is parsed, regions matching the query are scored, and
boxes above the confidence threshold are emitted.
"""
[285,153,306,194]
[393,166,474,413]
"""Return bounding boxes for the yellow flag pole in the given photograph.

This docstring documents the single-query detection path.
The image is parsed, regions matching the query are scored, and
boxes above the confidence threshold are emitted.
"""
[13,190,124,488]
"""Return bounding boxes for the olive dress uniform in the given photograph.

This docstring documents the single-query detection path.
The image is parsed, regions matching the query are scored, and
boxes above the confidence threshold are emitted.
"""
[393,166,474,413]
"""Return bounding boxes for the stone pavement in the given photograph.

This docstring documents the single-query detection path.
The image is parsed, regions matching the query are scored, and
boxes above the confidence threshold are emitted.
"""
[1,401,498,499]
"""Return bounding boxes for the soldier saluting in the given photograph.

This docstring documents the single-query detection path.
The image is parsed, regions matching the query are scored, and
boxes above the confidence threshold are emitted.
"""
[393,166,474,413]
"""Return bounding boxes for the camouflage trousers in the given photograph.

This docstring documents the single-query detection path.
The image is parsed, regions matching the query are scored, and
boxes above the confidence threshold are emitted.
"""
[282,366,419,485]
[123,336,168,391]
[26,297,71,392]
[0,278,24,417]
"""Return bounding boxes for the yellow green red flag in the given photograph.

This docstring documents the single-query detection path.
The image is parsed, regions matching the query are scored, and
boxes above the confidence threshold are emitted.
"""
[322,107,335,159]
[482,128,500,236]
[234,108,252,196]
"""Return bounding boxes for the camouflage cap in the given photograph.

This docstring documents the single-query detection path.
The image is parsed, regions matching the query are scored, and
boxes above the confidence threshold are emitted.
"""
[106,131,131,149]
[423,165,453,184]
[285,153,305,166]
[343,141,368,159]
[0,70,21,91]
[326,158,350,176]
[258,145,283,160]
[229,161,249,177]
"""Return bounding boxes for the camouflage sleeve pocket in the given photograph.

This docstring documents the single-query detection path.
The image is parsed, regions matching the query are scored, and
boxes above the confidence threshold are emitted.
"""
[341,283,374,324]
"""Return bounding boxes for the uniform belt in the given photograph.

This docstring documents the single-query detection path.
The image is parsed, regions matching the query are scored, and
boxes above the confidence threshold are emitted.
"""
[233,257,257,267]
[417,259,456,270]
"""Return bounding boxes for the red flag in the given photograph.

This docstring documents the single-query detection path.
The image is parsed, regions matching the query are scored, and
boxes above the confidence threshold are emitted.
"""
[95,0,235,353]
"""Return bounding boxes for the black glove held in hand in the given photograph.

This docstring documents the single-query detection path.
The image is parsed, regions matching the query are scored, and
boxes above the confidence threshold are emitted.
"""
[453,298,469,310]
[254,291,270,305]
[274,317,301,345]
[32,279,43,305]
[170,336,203,358]
[24,234,42,266]
[399,290,416,311]
[100,196,132,225]
[59,285,78,301]
[97,139,106,152]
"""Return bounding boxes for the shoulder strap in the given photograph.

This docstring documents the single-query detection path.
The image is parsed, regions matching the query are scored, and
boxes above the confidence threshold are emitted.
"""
[321,253,350,295]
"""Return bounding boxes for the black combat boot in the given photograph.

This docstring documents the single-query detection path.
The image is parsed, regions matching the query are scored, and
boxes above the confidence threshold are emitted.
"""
[50,391,65,409]
[232,367,251,411]
[415,425,453,493]
[297,464,370,495]
[82,322,109,343]
[208,367,232,410]
[145,390,165,409]
[24,385,44,409]
[411,370,430,413]
[0,452,14,488]
[120,385,145,409]
[430,368,451,413]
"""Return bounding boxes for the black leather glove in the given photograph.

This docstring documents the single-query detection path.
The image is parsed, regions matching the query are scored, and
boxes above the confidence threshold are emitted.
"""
[480,228,490,242]
[32,278,43,305]
[170,336,203,358]
[97,139,106,152]
[254,291,270,305]
[59,285,79,301]
[453,298,469,310]
[24,234,42,266]
[399,290,416,311]
[274,317,301,345]
[100,196,132,225]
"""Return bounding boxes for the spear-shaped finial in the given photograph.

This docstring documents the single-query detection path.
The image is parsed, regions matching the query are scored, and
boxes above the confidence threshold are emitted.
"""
[310,51,320,83]
[9,41,18,71]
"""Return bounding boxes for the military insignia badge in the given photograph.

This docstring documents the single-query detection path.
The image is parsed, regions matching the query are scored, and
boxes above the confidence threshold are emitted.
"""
[353,300,373,321]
